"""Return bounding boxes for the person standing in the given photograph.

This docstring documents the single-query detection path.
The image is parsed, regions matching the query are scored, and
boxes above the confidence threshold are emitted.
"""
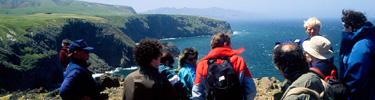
[123,38,178,100]
[273,42,334,100]
[276,17,334,63]
[59,39,71,71]
[340,10,375,100]
[59,39,108,100]
[177,47,198,100]
[192,33,257,100]
[302,36,337,80]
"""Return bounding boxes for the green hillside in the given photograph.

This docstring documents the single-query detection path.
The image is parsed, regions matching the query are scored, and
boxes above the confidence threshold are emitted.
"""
[102,14,233,42]
[0,0,136,16]
[0,13,105,45]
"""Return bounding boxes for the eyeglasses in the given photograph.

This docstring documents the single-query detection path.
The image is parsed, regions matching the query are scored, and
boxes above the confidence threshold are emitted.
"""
[187,57,198,62]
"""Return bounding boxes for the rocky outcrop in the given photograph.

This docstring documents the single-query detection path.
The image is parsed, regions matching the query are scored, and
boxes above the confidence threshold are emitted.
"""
[103,14,233,42]
[161,42,180,57]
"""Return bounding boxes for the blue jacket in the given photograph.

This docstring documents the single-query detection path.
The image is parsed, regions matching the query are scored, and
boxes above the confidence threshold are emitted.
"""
[178,63,196,99]
[339,21,375,100]
[158,64,177,80]
[59,62,101,99]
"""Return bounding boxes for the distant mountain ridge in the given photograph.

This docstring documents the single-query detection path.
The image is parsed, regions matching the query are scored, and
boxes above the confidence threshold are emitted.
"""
[141,7,261,21]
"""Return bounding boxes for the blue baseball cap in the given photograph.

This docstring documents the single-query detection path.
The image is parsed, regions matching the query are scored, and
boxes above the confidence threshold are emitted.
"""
[69,39,93,52]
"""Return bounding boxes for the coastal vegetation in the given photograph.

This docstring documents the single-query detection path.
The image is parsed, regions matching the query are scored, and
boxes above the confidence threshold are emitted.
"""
[0,0,233,93]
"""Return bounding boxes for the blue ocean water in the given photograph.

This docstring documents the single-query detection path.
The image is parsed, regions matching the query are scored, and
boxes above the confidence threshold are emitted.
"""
[161,18,344,80]
[112,18,375,81]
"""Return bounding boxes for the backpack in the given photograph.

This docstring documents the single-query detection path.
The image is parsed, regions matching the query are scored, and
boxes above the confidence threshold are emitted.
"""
[204,57,243,100]
[285,79,334,100]
[310,64,350,100]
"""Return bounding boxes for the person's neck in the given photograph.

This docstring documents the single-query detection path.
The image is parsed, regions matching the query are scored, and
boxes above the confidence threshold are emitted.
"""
[311,59,321,67]
[71,58,89,68]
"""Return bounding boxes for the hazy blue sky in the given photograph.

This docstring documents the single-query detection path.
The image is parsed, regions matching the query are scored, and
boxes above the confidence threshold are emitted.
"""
[80,0,375,18]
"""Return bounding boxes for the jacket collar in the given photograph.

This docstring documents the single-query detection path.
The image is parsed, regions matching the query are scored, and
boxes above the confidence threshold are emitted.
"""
[199,47,244,62]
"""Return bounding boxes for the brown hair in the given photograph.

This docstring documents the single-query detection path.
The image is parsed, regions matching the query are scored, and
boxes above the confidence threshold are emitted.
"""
[161,52,174,68]
[133,38,163,67]
[178,47,198,70]
[341,10,367,32]
[210,33,231,49]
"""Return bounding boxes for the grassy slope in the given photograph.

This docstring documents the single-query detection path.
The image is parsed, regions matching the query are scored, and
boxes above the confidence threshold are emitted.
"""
[0,0,135,16]
[0,13,106,44]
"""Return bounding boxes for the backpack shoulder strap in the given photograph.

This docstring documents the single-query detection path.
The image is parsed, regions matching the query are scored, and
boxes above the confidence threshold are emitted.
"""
[285,87,321,100]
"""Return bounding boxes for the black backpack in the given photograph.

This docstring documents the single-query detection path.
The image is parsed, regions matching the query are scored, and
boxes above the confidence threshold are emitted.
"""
[204,57,243,100]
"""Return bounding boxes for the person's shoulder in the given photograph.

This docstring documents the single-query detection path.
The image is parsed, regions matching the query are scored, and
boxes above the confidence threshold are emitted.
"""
[291,73,321,87]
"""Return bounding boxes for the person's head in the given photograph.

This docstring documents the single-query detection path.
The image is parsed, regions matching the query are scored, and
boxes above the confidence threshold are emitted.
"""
[302,36,333,65]
[62,39,71,47]
[304,17,321,38]
[341,10,367,32]
[133,38,163,67]
[273,42,309,83]
[178,47,198,69]
[161,52,174,68]
[210,33,231,49]
[68,39,93,61]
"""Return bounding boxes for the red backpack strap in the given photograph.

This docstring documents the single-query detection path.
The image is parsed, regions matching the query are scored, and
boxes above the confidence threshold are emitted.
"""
[310,67,326,79]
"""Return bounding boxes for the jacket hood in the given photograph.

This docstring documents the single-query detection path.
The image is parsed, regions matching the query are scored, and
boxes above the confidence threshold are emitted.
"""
[343,21,375,41]
[199,47,245,62]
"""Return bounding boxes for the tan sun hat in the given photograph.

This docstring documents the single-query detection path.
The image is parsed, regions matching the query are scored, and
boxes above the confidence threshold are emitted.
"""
[302,36,333,60]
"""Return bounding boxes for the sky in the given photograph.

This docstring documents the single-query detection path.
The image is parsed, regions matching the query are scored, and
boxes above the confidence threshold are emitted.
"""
[79,0,375,18]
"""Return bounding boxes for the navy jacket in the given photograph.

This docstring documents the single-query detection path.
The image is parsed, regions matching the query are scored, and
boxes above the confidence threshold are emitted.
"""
[339,21,375,100]
[59,62,101,100]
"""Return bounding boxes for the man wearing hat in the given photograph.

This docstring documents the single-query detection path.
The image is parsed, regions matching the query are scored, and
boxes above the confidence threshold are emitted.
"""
[273,42,335,100]
[302,36,337,80]
[59,39,108,100]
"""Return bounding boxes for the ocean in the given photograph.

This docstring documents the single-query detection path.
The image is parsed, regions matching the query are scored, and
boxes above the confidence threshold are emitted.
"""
[110,18,373,81]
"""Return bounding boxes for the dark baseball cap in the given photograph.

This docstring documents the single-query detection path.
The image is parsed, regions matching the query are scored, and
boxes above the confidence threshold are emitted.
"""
[69,39,93,53]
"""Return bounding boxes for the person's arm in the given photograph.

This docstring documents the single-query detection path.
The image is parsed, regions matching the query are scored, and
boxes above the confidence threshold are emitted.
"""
[343,40,373,96]
[59,70,83,99]
[192,61,207,100]
[234,57,256,100]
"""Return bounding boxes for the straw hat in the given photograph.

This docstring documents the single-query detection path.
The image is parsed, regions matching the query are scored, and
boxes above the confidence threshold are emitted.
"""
[302,36,333,60]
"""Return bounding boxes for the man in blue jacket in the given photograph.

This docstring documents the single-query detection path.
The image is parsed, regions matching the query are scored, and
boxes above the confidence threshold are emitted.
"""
[59,39,108,100]
[340,10,375,100]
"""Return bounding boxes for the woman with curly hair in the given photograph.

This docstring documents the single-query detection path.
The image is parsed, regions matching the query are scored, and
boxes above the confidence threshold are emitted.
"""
[123,38,178,100]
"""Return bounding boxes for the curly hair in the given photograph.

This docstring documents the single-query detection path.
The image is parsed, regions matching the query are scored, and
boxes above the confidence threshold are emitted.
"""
[341,10,367,32]
[133,38,163,67]
[272,42,306,70]
[210,33,231,49]
[161,52,174,67]
[178,47,198,70]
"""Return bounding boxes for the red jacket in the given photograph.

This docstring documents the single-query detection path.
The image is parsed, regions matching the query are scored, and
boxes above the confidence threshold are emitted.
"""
[59,46,70,71]
[192,47,257,99]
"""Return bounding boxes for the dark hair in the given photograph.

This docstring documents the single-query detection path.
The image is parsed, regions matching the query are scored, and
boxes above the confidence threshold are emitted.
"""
[341,10,367,31]
[178,47,198,70]
[210,33,231,49]
[133,38,163,67]
[161,52,174,67]
[62,39,71,46]
[273,42,309,82]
